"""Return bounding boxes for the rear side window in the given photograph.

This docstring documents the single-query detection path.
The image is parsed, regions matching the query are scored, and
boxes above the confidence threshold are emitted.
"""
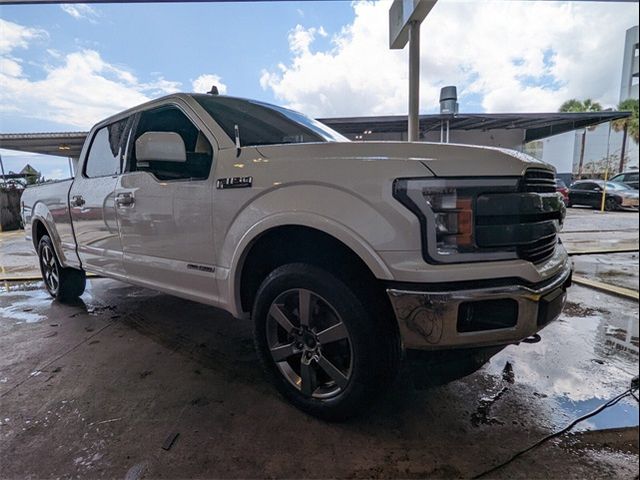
[84,120,129,178]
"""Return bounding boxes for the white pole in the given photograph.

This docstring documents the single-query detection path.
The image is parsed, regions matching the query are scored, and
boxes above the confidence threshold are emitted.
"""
[408,21,420,142]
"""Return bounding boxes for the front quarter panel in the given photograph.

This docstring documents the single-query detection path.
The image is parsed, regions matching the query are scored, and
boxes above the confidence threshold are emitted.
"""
[213,147,432,316]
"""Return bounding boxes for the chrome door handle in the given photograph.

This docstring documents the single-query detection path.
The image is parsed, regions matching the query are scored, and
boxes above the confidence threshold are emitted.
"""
[115,193,135,207]
[71,195,85,207]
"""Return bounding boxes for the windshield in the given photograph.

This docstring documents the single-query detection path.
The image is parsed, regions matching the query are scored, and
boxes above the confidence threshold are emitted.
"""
[606,181,631,190]
[193,95,348,147]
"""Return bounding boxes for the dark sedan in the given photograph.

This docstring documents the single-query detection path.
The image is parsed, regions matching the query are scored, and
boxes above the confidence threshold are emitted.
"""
[568,180,640,211]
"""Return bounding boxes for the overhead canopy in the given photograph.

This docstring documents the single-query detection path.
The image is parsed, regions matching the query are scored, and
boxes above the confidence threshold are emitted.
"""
[0,111,631,159]
[0,132,87,158]
[319,111,631,143]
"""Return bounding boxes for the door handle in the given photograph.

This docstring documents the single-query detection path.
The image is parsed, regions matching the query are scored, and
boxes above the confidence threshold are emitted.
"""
[115,192,135,207]
[71,195,85,207]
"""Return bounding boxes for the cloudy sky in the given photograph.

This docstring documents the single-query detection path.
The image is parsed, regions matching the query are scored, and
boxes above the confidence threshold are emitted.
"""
[0,0,638,179]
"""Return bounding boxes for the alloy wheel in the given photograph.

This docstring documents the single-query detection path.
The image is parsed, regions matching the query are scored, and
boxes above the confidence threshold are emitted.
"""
[40,244,59,294]
[266,288,353,399]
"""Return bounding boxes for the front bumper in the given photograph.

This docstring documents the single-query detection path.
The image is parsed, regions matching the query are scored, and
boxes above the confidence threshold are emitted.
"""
[387,260,572,350]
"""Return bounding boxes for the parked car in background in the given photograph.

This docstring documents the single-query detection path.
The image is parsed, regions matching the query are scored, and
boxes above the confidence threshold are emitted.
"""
[568,180,640,211]
[556,178,569,206]
[610,170,639,190]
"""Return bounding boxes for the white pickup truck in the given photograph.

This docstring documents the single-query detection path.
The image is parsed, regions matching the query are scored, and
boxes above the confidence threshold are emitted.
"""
[22,93,572,420]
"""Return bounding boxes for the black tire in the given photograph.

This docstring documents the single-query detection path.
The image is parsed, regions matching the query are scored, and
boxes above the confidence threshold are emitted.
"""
[604,197,619,212]
[253,263,399,421]
[38,235,86,302]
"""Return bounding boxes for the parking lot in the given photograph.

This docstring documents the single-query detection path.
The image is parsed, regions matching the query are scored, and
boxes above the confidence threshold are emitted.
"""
[0,208,638,479]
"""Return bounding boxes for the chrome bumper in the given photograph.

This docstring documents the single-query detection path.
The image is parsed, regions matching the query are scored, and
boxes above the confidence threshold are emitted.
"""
[387,261,573,350]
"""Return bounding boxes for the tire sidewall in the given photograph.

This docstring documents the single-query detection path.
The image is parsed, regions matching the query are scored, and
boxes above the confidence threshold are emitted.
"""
[253,263,385,421]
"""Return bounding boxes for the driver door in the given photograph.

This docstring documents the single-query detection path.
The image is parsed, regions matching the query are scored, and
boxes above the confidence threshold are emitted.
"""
[115,103,218,303]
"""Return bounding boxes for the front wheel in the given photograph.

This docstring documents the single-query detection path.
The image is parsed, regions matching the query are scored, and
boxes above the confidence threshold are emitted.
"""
[604,197,619,212]
[253,263,399,421]
[38,235,86,301]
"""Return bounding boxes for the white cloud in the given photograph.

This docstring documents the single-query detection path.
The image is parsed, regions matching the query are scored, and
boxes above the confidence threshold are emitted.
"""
[0,21,185,129]
[60,4,100,22]
[191,74,228,94]
[0,18,47,55]
[260,1,639,116]
[46,168,66,180]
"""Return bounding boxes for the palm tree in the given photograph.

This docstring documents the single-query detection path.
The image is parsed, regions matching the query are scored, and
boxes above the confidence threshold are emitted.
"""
[612,98,639,173]
[559,98,603,113]
[560,99,603,178]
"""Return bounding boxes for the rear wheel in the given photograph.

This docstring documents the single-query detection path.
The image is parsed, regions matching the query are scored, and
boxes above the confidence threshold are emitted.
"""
[253,263,399,421]
[38,235,86,301]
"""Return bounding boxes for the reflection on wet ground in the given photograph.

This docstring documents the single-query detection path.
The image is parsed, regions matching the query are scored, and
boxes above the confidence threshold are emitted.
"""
[0,277,638,478]
[484,285,638,431]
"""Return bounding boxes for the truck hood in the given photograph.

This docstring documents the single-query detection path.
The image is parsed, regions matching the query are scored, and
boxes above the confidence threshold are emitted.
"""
[252,141,552,177]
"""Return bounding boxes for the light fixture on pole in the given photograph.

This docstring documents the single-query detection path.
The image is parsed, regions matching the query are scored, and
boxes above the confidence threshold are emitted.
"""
[389,0,438,142]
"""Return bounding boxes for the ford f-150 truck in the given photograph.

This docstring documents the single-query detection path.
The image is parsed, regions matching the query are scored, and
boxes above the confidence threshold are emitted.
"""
[22,93,571,420]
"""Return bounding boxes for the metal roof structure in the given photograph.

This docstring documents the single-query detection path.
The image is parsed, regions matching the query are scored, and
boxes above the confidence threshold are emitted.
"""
[319,111,631,142]
[0,132,87,158]
[0,111,630,159]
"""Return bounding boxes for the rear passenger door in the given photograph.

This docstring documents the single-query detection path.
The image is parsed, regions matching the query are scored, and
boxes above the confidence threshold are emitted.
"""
[69,118,132,277]
[114,102,218,302]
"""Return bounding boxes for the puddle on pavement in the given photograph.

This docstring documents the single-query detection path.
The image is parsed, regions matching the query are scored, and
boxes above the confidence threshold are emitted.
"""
[571,252,639,292]
[0,280,101,323]
[0,287,52,323]
[483,287,639,432]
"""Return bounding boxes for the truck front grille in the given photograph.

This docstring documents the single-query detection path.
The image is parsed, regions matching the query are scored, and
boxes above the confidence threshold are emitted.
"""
[522,168,557,193]
[475,168,563,264]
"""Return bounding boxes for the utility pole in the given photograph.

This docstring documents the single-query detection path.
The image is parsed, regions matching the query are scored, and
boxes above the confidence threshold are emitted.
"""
[389,0,438,142]
[407,21,420,141]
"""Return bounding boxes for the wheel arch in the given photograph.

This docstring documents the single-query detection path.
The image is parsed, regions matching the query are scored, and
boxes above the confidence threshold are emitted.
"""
[30,212,67,267]
[230,220,393,318]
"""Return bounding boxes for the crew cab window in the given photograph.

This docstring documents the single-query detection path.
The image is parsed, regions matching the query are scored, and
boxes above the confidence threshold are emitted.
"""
[84,120,128,178]
[128,106,213,181]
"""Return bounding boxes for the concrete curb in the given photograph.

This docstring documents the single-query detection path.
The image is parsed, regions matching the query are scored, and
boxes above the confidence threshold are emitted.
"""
[572,275,639,302]
[567,248,639,256]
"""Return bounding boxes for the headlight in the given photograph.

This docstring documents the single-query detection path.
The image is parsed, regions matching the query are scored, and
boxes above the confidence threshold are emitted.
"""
[393,177,520,264]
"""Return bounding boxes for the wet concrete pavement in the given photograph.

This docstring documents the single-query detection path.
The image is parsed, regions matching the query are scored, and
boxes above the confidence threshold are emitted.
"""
[0,278,638,478]
[0,208,638,478]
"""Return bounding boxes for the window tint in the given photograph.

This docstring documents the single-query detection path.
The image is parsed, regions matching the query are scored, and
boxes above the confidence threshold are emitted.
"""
[129,106,213,181]
[85,120,128,178]
[626,173,638,183]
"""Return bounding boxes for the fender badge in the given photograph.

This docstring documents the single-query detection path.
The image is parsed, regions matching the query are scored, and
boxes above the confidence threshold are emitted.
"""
[216,176,253,189]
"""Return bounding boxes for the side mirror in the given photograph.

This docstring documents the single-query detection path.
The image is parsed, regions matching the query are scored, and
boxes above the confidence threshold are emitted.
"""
[594,187,602,192]
[135,132,186,163]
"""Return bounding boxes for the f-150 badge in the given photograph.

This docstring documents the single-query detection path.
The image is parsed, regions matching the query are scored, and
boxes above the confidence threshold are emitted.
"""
[216,176,253,189]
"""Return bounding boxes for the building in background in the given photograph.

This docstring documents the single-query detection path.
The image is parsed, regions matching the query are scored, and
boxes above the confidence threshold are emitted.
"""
[526,24,639,180]
[620,25,639,102]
